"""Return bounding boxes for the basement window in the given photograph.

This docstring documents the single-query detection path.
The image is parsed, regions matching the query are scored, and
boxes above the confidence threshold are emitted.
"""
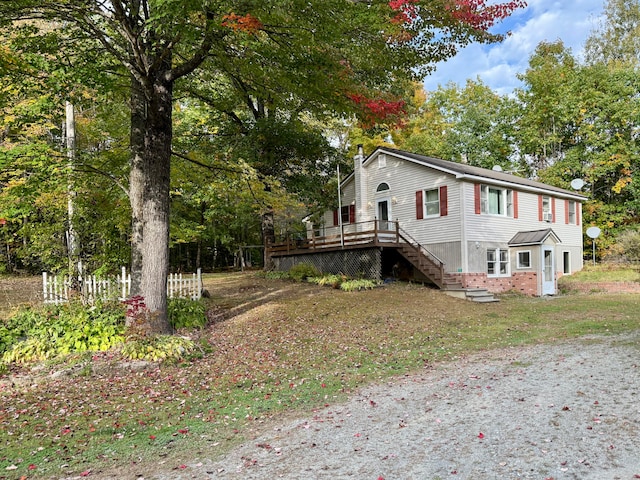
[487,248,510,277]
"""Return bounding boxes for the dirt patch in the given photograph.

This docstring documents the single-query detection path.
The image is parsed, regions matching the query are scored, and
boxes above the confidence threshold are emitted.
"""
[156,333,640,480]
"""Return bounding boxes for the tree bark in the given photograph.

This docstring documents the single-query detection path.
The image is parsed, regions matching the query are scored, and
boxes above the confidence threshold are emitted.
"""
[262,208,275,270]
[65,101,80,288]
[136,68,173,335]
[129,75,146,298]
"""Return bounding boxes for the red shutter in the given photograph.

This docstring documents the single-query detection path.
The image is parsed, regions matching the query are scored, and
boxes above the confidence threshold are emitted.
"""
[474,184,481,214]
[513,190,519,219]
[565,200,569,224]
[349,204,355,224]
[416,190,423,220]
[577,202,581,225]
[333,209,339,226]
[551,197,556,223]
[439,185,448,217]
[538,195,543,221]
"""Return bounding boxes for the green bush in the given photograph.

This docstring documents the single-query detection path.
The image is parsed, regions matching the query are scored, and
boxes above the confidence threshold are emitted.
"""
[120,335,197,362]
[308,274,345,288]
[340,279,380,291]
[618,228,640,263]
[288,263,320,282]
[261,270,290,280]
[1,302,125,364]
[168,298,207,330]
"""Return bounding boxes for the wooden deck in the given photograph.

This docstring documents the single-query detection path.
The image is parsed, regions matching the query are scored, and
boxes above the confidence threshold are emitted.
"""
[268,220,458,290]
[268,221,402,256]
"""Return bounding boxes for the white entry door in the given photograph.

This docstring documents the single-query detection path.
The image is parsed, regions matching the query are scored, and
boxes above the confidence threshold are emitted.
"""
[377,199,391,230]
[542,247,555,295]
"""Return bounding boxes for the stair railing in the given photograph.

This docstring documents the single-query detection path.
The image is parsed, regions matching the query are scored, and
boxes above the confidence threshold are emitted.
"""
[396,225,445,285]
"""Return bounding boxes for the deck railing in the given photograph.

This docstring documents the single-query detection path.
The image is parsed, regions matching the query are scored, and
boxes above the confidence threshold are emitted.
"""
[268,220,400,255]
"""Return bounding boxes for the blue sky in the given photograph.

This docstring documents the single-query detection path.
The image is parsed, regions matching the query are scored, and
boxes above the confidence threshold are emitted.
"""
[423,0,606,95]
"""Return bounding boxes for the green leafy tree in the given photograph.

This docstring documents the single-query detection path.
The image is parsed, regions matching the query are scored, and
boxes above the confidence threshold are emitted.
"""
[585,0,640,67]
[514,41,579,175]
[395,79,517,169]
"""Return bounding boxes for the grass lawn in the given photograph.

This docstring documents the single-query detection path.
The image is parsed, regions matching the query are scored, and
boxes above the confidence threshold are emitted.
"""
[1,272,639,478]
[558,263,640,283]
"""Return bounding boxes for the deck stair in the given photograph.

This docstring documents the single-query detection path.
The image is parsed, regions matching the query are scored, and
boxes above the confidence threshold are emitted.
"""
[395,231,463,290]
[395,231,498,302]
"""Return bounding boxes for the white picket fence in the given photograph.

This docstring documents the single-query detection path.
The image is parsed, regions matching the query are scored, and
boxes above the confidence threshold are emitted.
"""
[42,267,202,305]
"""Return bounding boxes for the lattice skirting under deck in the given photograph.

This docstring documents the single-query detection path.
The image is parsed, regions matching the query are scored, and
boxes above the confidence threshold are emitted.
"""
[272,248,382,280]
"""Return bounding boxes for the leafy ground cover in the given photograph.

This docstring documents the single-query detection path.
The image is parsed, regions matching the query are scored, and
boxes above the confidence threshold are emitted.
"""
[1,272,639,479]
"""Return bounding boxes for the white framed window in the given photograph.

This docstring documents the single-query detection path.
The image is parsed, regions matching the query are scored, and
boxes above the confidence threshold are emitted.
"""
[517,250,532,269]
[481,185,513,216]
[487,248,510,277]
[424,188,440,216]
[542,196,552,222]
[568,201,576,224]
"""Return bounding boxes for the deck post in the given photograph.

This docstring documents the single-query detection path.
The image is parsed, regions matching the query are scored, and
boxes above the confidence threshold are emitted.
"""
[395,220,399,243]
[373,218,378,243]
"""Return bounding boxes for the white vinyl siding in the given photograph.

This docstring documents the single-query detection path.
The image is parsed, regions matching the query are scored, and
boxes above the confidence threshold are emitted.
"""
[362,156,460,246]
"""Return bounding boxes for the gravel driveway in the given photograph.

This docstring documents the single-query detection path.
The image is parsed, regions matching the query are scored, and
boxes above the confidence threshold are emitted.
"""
[155,332,640,480]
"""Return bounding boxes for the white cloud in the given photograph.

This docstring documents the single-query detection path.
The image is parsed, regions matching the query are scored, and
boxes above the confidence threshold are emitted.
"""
[423,0,605,94]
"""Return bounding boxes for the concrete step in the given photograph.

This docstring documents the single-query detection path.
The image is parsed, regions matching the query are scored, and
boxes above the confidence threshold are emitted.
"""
[443,288,500,303]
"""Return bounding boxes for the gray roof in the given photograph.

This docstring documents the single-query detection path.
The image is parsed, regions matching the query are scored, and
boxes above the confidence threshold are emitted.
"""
[355,147,587,201]
[508,229,561,246]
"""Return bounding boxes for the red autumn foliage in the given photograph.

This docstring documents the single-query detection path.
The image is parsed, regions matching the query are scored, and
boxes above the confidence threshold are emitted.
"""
[347,93,406,128]
[446,0,527,31]
[221,13,263,33]
[388,0,419,24]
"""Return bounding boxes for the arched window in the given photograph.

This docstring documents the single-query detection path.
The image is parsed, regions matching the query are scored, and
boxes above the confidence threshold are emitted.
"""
[376,182,390,192]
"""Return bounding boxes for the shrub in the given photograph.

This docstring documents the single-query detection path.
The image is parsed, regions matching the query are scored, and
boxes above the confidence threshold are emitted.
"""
[1,302,125,364]
[259,270,290,280]
[340,279,380,291]
[168,298,207,330]
[120,335,197,362]
[618,229,640,263]
[288,263,320,282]
[308,274,345,288]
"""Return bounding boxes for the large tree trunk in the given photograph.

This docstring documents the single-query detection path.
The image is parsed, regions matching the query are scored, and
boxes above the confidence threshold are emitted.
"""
[262,208,275,270]
[137,72,173,334]
[129,75,145,298]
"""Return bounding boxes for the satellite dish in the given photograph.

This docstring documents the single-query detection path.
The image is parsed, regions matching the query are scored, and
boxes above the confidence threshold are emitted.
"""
[492,165,503,172]
[586,226,601,239]
[570,178,585,190]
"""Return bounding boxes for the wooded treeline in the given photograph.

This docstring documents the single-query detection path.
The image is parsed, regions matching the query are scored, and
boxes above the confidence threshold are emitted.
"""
[0,0,638,327]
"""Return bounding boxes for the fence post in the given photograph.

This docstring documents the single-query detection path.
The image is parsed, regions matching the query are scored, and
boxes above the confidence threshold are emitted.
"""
[120,266,127,300]
[42,272,48,303]
[196,268,202,300]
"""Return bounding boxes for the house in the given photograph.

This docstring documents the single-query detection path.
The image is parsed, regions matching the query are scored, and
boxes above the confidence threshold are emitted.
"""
[269,146,587,297]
